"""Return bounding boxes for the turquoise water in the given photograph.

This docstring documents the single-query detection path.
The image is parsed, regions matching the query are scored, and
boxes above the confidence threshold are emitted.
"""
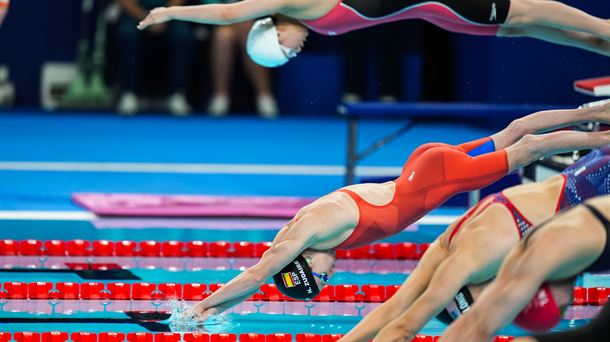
[0,300,593,336]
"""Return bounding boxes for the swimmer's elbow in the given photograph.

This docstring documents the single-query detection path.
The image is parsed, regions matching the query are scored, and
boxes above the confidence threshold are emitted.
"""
[219,4,239,24]
[245,266,268,285]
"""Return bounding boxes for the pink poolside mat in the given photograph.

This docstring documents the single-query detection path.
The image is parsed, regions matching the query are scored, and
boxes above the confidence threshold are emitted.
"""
[72,193,315,218]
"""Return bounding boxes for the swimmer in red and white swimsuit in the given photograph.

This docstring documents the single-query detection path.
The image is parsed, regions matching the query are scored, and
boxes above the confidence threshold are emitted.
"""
[0,0,9,27]
[344,145,610,342]
[138,0,610,67]
[177,104,610,322]
[441,195,610,342]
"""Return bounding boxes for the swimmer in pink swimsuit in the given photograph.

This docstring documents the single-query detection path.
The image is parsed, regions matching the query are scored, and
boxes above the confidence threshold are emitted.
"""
[138,0,610,67]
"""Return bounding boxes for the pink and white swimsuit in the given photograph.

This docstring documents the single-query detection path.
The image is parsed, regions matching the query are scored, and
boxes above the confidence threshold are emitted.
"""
[300,0,511,36]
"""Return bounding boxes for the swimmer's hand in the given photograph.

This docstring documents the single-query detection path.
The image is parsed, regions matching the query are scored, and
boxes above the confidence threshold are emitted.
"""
[196,307,221,322]
[191,302,223,322]
[138,7,172,30]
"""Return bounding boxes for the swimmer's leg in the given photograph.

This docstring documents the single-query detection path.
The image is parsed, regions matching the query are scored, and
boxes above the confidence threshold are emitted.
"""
[506,130,610,171]
[499,25,610,57]
[503,0,610,42]
[491,103,610,150]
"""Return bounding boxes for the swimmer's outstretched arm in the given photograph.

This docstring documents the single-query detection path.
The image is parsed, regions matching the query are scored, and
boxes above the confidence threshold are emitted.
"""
[372,211,518,342]
[191,207,343,320]
[440,201,607,342]
[138,0,289,30]
[340,239,450,342]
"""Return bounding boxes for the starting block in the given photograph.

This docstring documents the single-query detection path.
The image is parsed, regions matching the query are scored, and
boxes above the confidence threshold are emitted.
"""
[574,76,610,97]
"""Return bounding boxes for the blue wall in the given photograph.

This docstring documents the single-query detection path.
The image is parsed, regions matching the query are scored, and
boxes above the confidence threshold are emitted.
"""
[0,0,608,113]
[0,0,82,106]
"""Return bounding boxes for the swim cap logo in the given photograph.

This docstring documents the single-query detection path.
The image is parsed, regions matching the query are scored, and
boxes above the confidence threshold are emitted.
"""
[281,272,300,288]
[455,292,471,313]
[535,288,549,307]
[408,171,415,182]
[489,3,497,22]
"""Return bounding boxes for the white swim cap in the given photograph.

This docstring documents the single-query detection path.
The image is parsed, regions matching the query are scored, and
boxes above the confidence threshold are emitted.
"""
[247,17,297,68]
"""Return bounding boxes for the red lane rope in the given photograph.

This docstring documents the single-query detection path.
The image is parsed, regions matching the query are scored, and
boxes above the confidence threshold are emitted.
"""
[0,332,517,342]
[0,240,429,260]
[1,282,607,306]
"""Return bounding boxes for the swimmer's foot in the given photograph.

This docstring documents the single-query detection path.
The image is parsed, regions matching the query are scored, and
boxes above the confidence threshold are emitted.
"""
[595,99,610,123]
[580,99,610,122]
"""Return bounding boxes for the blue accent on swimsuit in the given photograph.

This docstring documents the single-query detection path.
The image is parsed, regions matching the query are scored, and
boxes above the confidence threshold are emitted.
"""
[560,146,610,209]
[467,139,496,157]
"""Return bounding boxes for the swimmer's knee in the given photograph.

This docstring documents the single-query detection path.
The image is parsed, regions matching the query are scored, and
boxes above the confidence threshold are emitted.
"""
[515,134,546,159]
[498,26,528,37]
[507,117,529,137]
[586,36,610,54]
[517,133,539,144]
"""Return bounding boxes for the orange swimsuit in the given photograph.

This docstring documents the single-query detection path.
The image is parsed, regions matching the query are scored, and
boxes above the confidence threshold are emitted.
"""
[337,137,508,249]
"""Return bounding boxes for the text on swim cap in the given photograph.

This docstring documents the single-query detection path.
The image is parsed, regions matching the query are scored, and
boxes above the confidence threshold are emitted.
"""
[455,292,471,313]
[294,260,313,294]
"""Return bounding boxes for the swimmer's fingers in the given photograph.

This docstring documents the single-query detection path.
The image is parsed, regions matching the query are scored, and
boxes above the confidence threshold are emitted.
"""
[137,7,171,30]
[196,307,220,322]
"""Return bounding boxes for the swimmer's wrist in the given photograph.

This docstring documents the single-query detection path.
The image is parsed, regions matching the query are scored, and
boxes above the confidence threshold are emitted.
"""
[164,7,177,20]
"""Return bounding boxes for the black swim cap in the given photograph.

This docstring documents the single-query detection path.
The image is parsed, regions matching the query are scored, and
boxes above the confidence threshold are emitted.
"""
[436,286,474,324]
[272,254,321,300]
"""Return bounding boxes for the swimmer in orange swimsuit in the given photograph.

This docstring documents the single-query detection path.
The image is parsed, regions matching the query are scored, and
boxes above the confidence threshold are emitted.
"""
[0,0,9,27]
[342,146,610,342]
[186,103,610,322]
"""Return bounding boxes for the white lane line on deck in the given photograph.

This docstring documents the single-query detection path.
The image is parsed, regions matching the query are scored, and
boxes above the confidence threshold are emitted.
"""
[0,211,97,221]
[0,162,402,177]
[0,211,460,225]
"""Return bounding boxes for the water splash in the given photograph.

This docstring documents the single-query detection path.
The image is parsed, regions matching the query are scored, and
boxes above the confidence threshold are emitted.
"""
[166,299,235,333]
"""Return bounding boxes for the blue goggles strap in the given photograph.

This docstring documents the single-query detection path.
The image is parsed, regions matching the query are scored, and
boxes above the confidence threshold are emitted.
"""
[312,271,328,283]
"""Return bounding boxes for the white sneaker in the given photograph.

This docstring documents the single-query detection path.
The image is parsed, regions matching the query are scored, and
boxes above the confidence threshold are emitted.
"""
[208,96,229,117]
[117,92,139,116]
[168,92,192,117]
[257,95,279,119]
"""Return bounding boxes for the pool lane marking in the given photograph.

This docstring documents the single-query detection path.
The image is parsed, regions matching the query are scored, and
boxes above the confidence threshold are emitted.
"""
[0,161,401,176]
[0,312,171,332]
[0,211,459,225]
[0,268,140,280]
[0,211,96,220]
